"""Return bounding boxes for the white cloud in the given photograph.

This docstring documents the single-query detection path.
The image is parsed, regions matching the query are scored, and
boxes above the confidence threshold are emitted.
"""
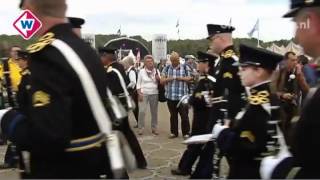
[0,0,295,42]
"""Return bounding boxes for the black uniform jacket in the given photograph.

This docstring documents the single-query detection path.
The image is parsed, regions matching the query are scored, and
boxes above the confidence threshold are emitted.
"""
[189,75,217,135]
[217,82,280,179]
[213,46,245,120]
[1,23,112,178]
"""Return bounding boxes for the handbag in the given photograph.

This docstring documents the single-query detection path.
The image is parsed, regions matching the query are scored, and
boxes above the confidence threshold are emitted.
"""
[156,70,167,102]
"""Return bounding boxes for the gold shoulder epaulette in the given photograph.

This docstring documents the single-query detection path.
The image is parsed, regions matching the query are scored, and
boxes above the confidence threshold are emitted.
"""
[221,49,236,58]
[27,32,55,53]
[106,66,113,73]
[248,90,270,105]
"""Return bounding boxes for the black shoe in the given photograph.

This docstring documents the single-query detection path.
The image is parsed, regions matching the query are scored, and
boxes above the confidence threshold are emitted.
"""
[0,163,13,169]
[171,168,190,176]
[137,163,147,169]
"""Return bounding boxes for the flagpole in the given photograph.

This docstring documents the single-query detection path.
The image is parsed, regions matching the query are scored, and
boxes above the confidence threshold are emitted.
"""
[176,18,180,40]
[257,19,260,47]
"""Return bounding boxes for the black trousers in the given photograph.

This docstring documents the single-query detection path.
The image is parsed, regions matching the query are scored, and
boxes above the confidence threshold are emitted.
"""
[190,141,215,179]
[167,100,190,136]
[4,143,18,166]
[178,144,203,173]
[115,117,147,168]
[132,91,139,124]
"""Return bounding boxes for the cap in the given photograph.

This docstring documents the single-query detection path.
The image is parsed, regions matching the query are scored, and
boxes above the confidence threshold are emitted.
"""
[185,55,195,59]
[206,24,235,39]
[197,51,218,63]
[68,17,85,28]
[234,44,283,70]
[283,0,320,17]
[98,47,117,55]
[17,50,29,60]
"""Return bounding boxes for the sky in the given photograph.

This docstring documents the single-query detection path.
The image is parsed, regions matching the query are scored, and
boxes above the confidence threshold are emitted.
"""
[0,0,295,41]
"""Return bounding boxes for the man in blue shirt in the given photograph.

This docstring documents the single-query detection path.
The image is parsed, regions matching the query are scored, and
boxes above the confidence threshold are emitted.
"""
[161,52,192,139]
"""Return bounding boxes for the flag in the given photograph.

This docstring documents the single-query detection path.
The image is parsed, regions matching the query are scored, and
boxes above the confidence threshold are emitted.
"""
[176,19,180,39]
[117,27,121,36]
[136,50,141,63]
[248,19,259,37]
[135,50,141,68]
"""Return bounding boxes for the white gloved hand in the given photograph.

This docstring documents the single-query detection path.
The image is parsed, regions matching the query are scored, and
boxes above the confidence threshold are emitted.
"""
[212,123,227,139]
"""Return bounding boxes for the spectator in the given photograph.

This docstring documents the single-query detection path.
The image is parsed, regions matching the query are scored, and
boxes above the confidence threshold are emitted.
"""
[157,58,167,73]
[185,55,198,94]
[298,55,317,87]
[272,51,309,141]
[161,52,192,139]
[0,45,22,169]
[136,55,160,135]
[122,56,139,127]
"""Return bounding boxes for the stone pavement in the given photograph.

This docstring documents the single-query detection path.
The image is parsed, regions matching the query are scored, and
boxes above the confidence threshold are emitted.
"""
[0,103,225,179]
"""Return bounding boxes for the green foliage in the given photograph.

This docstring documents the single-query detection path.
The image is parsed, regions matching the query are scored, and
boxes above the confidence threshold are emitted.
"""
[0,34,37,57]
[0,34,292,58]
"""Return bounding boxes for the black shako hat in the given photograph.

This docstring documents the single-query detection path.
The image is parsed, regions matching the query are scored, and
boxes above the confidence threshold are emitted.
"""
[233,44,283,70]
[283,0,320,17]
[206,24,235,39]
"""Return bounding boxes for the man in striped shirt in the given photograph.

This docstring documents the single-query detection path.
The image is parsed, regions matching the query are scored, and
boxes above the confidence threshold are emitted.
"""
[161,52,192,139]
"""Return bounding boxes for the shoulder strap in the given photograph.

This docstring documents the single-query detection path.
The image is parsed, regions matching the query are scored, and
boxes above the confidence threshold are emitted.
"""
[51,39,126,172]
[51,40,112,135]
[111,68,135,110]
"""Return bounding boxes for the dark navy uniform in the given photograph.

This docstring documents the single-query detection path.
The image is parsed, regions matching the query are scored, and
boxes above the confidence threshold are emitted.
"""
[173,51,218,178]
[99,52,147,169]
[206,24,245,121]
[214,45,245,120]
[214,44,283,179]
[0,24,113,179]
[16,69,30,115]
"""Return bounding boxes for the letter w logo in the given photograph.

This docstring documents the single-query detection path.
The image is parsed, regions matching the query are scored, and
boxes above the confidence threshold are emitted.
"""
[21,20,34,30]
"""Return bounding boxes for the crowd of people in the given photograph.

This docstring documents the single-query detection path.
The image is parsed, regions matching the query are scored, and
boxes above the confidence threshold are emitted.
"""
[0,0,320,179]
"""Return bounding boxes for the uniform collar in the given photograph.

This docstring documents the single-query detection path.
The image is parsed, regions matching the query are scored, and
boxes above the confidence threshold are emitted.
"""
[44,23,73,36]
[106,61,117,69]
[221,45,234,54]
[249,80,271,95]
[220,45,236,58]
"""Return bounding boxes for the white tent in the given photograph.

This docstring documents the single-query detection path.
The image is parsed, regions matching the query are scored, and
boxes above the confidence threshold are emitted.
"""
[266,41,303,55]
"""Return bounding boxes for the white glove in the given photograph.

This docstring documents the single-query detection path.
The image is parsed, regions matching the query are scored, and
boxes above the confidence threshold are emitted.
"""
[201,91,212,107]
[0,108,11,135]
[212,123,227,139]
